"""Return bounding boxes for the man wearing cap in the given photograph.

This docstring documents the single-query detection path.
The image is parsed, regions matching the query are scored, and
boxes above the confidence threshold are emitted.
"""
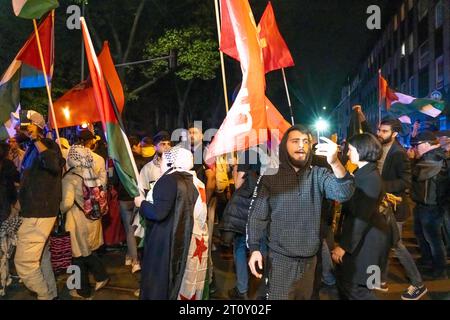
[13,110,65,300]
[139,131,172,193]
[410,131,449,280]
[77,130,107,188]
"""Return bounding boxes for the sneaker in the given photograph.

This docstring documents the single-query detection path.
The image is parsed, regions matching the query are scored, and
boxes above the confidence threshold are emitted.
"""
[125,257,132,266]
[134,289,140,298]
[95,278,110,291]
[401,285,428,300]
[131,262,141,274]
[373,282,389,293]
[69,289,93,300]
[228,287,248,300]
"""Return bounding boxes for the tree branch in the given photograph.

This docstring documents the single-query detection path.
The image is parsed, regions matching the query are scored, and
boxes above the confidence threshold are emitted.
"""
[108,21,123,60]
[129,70,170,97]
[123,0,147,63]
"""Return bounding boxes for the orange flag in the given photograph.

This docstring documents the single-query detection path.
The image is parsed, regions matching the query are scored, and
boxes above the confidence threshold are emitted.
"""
[219,0,239,61]
[206,0,290,164]
[258,1,295,73]
[378,73,397,111]
[51,41,125,128]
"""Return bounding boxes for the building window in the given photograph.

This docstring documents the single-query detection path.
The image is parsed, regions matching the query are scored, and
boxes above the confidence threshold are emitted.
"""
[436,55,444,89]
[401,82,407,93]
[394,14,399,31]
[418,0,428,21]
[408,33,414,54]
[419,41,429,69]
[408,0,414,11]
[409,76,415,95]
[401,43,406,57]
[435,0,444,29]
[401,3,406,22]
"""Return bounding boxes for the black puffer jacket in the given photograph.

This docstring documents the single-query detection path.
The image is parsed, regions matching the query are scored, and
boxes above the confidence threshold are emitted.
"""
[0,159,20,222]
[220,171,258,235]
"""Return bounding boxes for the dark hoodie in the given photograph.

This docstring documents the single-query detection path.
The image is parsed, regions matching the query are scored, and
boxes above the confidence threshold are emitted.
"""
[412,147,450,208]
[246,126,355,258]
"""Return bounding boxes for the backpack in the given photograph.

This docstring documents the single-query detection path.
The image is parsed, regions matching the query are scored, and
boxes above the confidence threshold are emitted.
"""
[69,171,109,221]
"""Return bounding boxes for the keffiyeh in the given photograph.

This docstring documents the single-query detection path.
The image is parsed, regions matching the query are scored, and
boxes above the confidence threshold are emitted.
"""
[67,145,101,188]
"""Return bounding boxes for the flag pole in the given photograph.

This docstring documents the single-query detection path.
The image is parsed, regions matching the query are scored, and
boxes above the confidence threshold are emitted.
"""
[33,12,61,147]
[214,0,230,113]
[281,68,294,125]
[378,69,382,126]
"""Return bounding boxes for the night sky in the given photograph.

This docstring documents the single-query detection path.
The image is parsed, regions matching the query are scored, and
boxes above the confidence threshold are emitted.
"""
[248,0,403,127]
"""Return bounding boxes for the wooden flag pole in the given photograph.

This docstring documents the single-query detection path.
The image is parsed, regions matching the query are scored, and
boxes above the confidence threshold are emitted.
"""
[281,67,295,125]
[33,12,61,147]
[214,0,230,113]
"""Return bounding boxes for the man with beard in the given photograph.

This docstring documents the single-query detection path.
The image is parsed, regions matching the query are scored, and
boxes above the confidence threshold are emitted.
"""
[247,125,355,300]
[355,107,427,300]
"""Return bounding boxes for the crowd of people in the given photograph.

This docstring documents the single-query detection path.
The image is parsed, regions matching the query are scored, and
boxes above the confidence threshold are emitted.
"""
[0,106,449,300]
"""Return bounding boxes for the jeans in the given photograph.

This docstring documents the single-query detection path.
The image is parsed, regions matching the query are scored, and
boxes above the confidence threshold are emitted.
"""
[119,201,138,262]
[414,204,447,274]
[382,221,423,286]
[443,208,450,253]
[233,234,267,294]
[72,254,108,297]
[14,217,58,300]
[321,240,336,286]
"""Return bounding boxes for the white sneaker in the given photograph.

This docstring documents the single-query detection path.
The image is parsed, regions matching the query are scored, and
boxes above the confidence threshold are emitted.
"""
[131,262,141,274]
[125,257,132,266]
[134,289,140,298]
[95,278,110,291]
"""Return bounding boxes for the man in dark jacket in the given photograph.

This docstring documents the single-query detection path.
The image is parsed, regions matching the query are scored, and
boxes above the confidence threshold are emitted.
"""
[356,107,426,299]
[13,110,64,300]
[247,125,354,300]
[411,131,449,280]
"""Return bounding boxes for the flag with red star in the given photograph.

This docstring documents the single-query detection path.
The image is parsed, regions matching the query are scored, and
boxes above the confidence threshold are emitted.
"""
[177,173,209,300]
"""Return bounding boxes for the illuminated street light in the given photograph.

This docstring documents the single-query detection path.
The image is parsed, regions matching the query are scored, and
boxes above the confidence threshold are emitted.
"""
[323,106,327,110]
[315,118,329,143]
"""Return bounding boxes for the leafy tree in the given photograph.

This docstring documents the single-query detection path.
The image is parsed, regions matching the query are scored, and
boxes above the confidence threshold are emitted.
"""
[141,27,220,126]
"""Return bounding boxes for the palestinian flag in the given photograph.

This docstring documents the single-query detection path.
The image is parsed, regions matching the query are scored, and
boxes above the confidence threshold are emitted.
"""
[379,74,445,123]
[12,0,59,19]
[0,13,54,139]
[81,17,140,198]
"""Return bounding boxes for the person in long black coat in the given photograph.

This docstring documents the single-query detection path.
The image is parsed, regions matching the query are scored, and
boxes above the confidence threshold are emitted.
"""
[136,146,202,300]
[332,133,391,300]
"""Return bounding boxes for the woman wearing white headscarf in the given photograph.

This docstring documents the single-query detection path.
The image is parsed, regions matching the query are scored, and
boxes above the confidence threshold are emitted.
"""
[61,145,109,299]
[136,145,209,300]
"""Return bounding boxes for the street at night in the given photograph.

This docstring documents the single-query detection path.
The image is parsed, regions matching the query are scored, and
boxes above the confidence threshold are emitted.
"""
[0,0,449,307]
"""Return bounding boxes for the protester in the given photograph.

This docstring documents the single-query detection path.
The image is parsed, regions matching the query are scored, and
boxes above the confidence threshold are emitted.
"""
[332,133,391,300]
[410,131,449,280]
[247,125,354,300]
[56,137,71,171]
[61,145,109,299]
[14,110,65,300]
[139,131,172,193]
[0,142,20,223]
[356,107,427,299]
[6,136,25,172]
[188,123,217,294]
[136,146,208,300]
[77,130,107,187]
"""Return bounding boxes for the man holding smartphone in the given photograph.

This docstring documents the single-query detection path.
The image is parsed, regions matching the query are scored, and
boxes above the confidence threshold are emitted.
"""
[13,110,65,300]
[247,125,354,300]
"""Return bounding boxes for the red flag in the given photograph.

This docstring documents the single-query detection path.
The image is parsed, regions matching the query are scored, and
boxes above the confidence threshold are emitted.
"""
[206,0,290,164]
[219,0,239,60]
[378,73,397,111]
[51,41,124,129]
[81,18,139,197]
[258,1,294,73]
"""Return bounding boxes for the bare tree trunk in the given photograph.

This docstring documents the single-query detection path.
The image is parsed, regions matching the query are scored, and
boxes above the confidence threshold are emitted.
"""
[175,79,194,127]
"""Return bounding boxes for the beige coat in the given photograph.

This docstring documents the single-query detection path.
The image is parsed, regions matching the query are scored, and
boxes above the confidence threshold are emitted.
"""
[60,167,103,258]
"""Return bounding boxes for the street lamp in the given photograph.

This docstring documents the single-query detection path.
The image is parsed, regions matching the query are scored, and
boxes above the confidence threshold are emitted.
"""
[323,106,327,110]
[315,118,329,143]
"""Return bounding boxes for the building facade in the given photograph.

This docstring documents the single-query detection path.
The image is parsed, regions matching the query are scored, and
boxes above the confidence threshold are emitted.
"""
[333,0,450,141]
